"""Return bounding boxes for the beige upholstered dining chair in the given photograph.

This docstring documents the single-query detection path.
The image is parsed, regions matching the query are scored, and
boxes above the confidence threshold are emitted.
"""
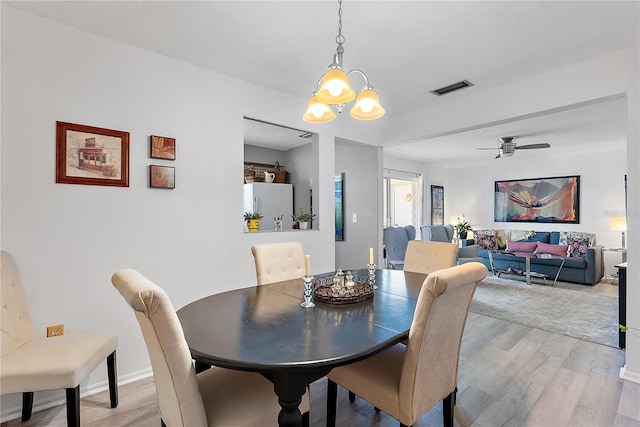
[326,262,488,427]
[111,268,310,427]
[403,240,459,275]
[251,241,306,285]
[0,250,118,426]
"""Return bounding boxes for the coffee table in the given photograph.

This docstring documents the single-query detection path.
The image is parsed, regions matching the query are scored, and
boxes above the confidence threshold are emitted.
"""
[487,250,567,285]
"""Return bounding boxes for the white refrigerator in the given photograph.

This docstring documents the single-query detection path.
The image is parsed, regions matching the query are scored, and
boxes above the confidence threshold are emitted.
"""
[243,183,294,231]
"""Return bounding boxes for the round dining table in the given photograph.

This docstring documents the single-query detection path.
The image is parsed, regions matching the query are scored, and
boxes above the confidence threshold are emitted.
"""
[177,268,427,427]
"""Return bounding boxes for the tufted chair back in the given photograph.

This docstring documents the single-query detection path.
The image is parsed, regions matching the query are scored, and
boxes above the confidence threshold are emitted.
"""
[1,251,34,357]
[403,240,458,275]
[112,268,208,427]
[399,262,487,422]
[251,242,306,285]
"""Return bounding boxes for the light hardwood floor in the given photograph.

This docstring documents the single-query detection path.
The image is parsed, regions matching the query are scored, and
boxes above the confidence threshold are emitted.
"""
[3,279,638,427]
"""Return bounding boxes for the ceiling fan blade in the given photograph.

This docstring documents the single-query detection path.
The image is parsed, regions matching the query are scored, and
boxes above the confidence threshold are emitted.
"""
[495,153,502,159]
[515,143,550,150]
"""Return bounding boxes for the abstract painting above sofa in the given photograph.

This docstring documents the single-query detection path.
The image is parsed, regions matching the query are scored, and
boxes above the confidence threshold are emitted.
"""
[494,175,580,223]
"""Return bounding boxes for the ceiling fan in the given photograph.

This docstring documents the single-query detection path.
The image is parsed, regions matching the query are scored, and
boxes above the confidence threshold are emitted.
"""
[477,136,550,159]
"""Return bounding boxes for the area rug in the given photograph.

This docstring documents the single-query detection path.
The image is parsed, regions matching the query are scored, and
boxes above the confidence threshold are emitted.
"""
[470,276,618,347]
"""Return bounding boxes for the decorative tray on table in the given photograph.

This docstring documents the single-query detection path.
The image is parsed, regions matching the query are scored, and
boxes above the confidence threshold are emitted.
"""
[313,269,375,305]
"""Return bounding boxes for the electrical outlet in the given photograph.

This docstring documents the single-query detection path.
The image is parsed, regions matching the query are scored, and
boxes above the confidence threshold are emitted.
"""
[47,324,64,337]
[352,213,358,223]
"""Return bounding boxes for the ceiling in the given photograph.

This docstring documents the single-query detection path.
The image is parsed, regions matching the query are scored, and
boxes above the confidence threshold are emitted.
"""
[244,118,315,151]
[6,1,638,163]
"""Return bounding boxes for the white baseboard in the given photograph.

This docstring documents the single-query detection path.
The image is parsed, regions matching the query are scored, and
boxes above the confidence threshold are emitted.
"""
[619,365,640,384]
[0,367,153,423]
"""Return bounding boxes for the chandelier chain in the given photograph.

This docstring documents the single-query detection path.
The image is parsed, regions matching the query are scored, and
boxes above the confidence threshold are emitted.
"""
[335,0,345,46]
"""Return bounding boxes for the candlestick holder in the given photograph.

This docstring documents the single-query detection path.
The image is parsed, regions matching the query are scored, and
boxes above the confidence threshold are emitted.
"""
[301,275,315,308]
[367,263,377,288]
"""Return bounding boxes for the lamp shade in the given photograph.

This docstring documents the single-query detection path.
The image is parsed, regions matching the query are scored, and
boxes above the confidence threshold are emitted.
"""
[610,216,627,231]
[349,88,385,120]
[303,95,336,123]
[315,68,355,105]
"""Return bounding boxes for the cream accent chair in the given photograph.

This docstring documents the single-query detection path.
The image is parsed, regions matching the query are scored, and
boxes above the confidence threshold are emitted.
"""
[251,241,306,285]
[403,240,459,275]
[111,268,310,427]
[326,262,488,427]
[346,240,460,406]
[0,251,118,426]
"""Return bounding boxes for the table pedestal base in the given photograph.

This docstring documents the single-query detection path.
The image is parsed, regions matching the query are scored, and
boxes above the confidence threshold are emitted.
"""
[263,368,332,427]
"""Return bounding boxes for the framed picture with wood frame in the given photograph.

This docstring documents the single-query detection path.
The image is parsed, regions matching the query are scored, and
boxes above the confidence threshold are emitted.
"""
[150,165,175,189]
[56,121,129,187]
[150,135,176,160]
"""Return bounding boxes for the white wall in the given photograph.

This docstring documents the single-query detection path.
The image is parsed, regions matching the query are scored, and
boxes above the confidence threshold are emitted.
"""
[384,47,639,383]
[439,147,627,245]
[244,144,286,167]
[335,139,382,268]
[0,7,371,418]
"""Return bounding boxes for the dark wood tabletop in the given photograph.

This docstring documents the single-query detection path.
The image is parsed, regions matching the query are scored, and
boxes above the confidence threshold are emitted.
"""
[177,268,427,427]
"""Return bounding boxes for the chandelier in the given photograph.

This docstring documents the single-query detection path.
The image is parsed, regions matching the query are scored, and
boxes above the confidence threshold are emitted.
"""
[303,0,385,124]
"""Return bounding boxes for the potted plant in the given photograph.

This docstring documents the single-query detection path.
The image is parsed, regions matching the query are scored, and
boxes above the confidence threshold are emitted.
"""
[244,211,263,232]
[292,210,316,230]
[454,218,473,239]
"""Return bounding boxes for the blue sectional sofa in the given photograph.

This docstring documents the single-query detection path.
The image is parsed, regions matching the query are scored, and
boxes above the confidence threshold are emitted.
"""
[472,230,604,285]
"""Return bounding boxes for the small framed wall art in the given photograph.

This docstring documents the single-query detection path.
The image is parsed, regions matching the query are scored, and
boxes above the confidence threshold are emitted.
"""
[431,185,444,225]
[150,165,175,189]
[56,121,129,187]
[150,135,176,160]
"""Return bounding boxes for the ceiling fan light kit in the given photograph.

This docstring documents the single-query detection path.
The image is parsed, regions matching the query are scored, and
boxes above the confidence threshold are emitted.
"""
[303,0,385,124]
[478,136,551,159]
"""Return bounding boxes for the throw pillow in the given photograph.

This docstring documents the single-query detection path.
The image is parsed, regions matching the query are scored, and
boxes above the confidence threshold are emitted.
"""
[506,240,538,253]
[558,232,595,258]
[535,242,569,257]
[474,229,509,250]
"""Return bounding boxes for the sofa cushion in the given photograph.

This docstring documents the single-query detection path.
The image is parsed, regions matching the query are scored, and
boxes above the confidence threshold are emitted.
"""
[559,232,595,258]
[506,240,538,253]
[534,242,569,257]
[458,244,480,258]
[516,231,551,243]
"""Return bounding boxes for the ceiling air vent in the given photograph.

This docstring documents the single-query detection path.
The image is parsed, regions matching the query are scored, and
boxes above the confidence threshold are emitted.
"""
[430,80,474,96]
[298,132,313,139]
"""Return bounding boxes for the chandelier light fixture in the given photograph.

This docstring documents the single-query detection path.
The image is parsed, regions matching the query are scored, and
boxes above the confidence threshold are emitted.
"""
[303,0,385,124]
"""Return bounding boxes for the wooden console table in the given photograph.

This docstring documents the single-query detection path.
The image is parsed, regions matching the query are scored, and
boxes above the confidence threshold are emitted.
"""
[616,262,627,349]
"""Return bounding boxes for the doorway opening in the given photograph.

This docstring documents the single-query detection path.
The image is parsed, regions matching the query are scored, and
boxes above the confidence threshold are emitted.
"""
[383,169,422,229]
